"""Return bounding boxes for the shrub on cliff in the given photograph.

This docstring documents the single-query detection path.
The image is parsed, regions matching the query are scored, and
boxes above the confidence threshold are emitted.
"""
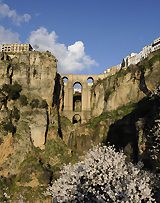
[30,98,40,109]
[47,145,155,203]
[1,82,22,100]
[12,106,20,121]
[30,98,48,109]
[19,95,28,106]
[39,99,48,109]
[1,121,16,134]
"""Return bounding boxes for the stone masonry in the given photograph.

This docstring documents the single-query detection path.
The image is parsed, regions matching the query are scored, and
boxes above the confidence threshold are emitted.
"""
[61,74,99,123]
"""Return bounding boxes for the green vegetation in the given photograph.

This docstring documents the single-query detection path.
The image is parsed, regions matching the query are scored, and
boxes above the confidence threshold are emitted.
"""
[46,50,52,57]
[108,50,160,82]
[4,138,78,202]
[39,99,48,109]
[42,139,75,164]
[30,99,40,109]
[0,106,20,134]
[140,52,160,71]
[0,173,47,202]
[116,68,127,78]
[121,58,125,68]
[104,88,115,102]
[17,156,45,183]
[13,122,30,141]
[38,138,77,179]
[8,185,47,203]
[0,175,16,202]
[60,116,73,129]
[1,82,22,100]
[88,102,136,129]
[12,106,20,121]
[33,68,37,77]
[30,98,48,109]
[0,137,3,145]
[1,121,16,134]
[5,153,51,202]
[19,95,28,106]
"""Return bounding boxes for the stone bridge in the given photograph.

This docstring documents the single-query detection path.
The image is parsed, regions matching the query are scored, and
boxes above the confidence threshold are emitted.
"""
[61,74,99,123]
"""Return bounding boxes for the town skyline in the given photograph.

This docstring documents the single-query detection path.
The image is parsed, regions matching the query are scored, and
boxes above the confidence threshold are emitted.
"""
[1,36,160,75]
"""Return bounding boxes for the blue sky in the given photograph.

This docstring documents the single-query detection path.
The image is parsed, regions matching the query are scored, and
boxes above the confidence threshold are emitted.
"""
[0,0,160,74]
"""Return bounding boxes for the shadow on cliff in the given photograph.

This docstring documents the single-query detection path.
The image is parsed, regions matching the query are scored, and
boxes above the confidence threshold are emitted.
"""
[52,73,63,139]
[106,94,159,167]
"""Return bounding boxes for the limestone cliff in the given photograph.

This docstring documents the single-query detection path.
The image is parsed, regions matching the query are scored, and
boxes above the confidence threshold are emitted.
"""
[0,51,57,107]
[88,49,160,164]
[0,51,57,149]
[0,51,73,202]
[63,49,160,169]
[53,50,160,162]
[0,49,160,202]
[91,49,160,116]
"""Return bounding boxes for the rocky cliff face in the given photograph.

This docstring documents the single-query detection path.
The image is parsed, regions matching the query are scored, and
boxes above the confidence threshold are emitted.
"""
[0,51,57,107]
[88,49,160,165]
[56,50,160,161]
[0,51,57,150]
[91,50,160,117]
[0,49,160,202]
[0,51,71,202]
[63,49,160,171]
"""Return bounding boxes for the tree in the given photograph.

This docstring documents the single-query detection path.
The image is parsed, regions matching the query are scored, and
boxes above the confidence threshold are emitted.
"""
[47,145,155,203]
[1,82,22,100]
[121,58,125,68]
[19,95,28,106]
[145,86,160,171]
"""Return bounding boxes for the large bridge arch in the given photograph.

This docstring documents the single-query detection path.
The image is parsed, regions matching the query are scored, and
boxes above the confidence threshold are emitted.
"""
[73,82,82,112]
[61,74,98,123]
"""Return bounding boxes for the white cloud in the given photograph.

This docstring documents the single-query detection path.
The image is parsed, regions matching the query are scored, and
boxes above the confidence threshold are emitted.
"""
[0,26,20,44]
[28,27,98,73]
[0,2,31,25]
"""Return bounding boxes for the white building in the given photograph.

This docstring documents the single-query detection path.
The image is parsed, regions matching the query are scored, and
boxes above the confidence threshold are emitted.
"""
[124,53,138,67]
[139,45,152,59]
[152,37,160,51]
[104,37,160,74]
[123,37,160,68]
[1,43,33,52]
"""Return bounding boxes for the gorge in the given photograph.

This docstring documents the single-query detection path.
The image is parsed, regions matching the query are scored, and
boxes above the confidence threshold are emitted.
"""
[0,47,160,202]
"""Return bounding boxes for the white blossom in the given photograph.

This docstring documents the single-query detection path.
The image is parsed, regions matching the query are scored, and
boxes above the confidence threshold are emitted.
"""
[47,145,155,203]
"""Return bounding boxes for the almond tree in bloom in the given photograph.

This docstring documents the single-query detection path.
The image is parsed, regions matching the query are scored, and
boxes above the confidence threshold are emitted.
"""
[146,86,160,169]
[47,145,155,203]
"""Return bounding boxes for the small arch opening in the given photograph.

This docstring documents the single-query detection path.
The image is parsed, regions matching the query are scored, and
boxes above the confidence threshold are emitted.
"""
[73,82,82,112]
[72,114,81,124]
[87,77,94,86]
[63,76,68,85]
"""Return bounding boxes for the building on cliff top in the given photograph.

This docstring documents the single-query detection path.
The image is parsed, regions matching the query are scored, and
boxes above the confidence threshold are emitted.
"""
[104,36,160,73]
[1,43,33,52]
[123,37,160,68]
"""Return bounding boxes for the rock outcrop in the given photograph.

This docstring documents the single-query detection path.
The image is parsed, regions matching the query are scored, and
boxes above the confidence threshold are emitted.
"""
[88,49,160,165]
[91,49,160,117]
[0,51,66,202]
[2,51,57,107]
[0,51,57,148]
